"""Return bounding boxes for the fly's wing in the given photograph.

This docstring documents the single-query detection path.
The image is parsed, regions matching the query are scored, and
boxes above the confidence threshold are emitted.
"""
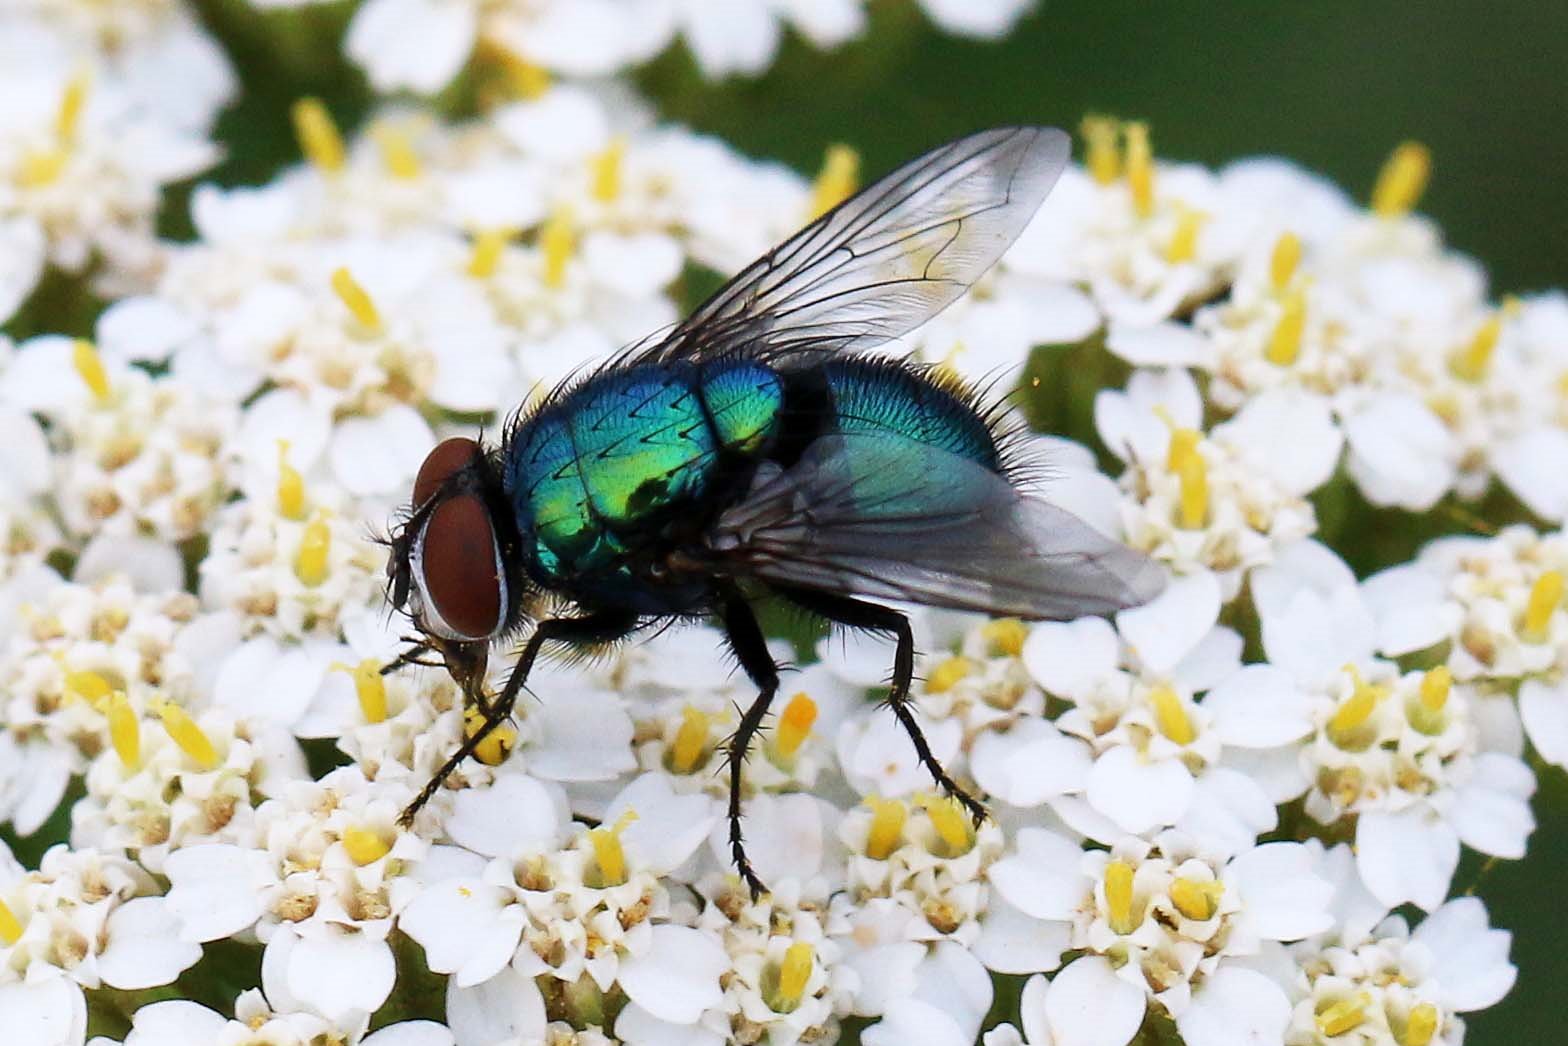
[706,434,1166,620]
[645,126,1070,363]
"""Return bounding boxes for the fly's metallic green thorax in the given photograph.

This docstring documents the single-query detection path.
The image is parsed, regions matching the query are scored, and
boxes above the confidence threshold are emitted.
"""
[506,359,783,587]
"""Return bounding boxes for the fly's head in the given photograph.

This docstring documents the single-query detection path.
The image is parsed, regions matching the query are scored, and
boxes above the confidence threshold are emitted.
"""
[385,437,528,666]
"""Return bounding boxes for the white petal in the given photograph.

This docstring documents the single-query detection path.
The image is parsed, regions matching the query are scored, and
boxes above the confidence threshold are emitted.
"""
[73,535,185,594]
[362,1021,456,1046]
[1493,428,1568,522]
[1116,570,1220,675]
[1519,679,1568,768]
[971,719,1091,807]
[526,684,636,782]
[122,1000,225,1046]
[1022,617,1119,700]
[1449,753,1535,859]
[1361,563,1458,656]
[1215,390,1342,496]
[98,898,203,989]
[617,925,726,1024]
[0,406,50,498]
[446,966,547,1046]
[1202,665,1314,747]
[1086,747,1193,834]
[214,637,325,729]
[989,827,1088,920]
[97,297,198,364]
[1228,841,1334,940]
[1411,897,1517,1011]
[912,940,994,1038]
[1044,955,1145,1046]
[1175,768,1276,856]
[972,895,1070,975]
[1106,322,1214,367]
[345,0,477,94]
[0,978,86,1046]
[281,927,397,1021]
[0,217,45,325]
[447,774,561,858]
[862,997,968,1046]
[614,1002,726,1046]
[1175,967,1290,1046]
[164,844,276,941]
[330,407,434,497]
[1344,393,1457,511]
[1356,809,1459,912]
[608,773,719,874]
[399,878,523,987]
[706,792,824,885]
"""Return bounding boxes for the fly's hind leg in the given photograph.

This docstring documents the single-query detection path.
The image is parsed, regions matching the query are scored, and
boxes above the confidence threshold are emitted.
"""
[398,611,637,828]
[717,586,781,901]
[783,589,987,826]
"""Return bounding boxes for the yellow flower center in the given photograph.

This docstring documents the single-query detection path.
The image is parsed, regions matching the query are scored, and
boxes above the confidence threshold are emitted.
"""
[342,826,393,866]
[540,207,575,289]
[292,97,346,174]
[771,692,817,762]
[157,701,220,770]
[56,68,91,141]
[1266,286,1307,367]
[1150,685,1196,745]
[1315,993,1370,1037]
[1163,206,1205,264]
[108,692,140,771]
[1167,428,1209,529]
[982,617,1029,657]
[1269,231,1302,291]
[64,668,114,707]
[72,339,111,402]
[588,810,637,888]
[1081,115,1121,185]
[463,706,516,766]
[467,228,512,279]
[767,941,815,1013]
[338,659,388,724]
[276,440,306,520]
[1523,570,1563,643]
[591,137,625,203]
[1169,876,1223,921]
[1328,667,1386,750]
[0,898,23,945]
[501,54,551,99]
[18,148,68,187]
[926,656,974,694]
[1372,141,1430,218]
[1400,1003,1439,1046]
[864,795,906,860]
[1408,665,1452,736]
[810,144,860,219]
[294,512,332,587]
[1124,122,1154,218]
[668,705,713,774]
[918,794,974,858]
[331,266,382,331]
[371,122,421,179]
[1104,859,1139,934]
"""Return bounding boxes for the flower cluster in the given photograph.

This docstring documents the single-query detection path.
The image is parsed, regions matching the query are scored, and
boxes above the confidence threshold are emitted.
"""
[1,4,1554,1046]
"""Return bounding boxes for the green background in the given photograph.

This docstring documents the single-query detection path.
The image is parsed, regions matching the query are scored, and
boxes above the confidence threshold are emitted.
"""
[14,1,1568,1041]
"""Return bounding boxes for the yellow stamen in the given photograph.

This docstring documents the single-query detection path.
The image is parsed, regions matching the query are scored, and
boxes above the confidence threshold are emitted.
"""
[925,656,973,694]
[590,138,625,203]
[1328,667,1385,749]
[1419,666,1452,712]
[463,706,516,765]
[1169,876,1223,921]
[669,705,712,774]
[1166,428,1208,529]
[983,618,1027,657]
[502,54,551,100]
[276,440,306,520]
[588,810,637,887]
[864,796,906,860]
[72,339,111,403]
[540,207,574,289]
[1316,993,1369,1038]
[773,692,817,761]
[1524,570,1564,643]
[294,511,331,587]
[108,692,140,771]
[1372,141,1430,218]
[339,659,387,724]
[0,898,22,945]
[1150,685,1196,745]
[918,794,973,857]
[810,144,860,219]
[1163,206,1205,264]
[1081,115,1121,185]
[371,123,421,179]
[291,97,346,174]
[342,826,392,865]
[1269,231,1302,292]
[56,68,91,141]
[1401,1003,1439,1046]
[330,267,381,331]
[1104,860,1138,934]
[1449,313,1504,383]
[1124,122,1154,218]
[64,668,114,707]
[158,702,220,770]
[17,148,68,187]
[1265,286,1307,367]
[467,228,512,279]
[770,941,814,1012]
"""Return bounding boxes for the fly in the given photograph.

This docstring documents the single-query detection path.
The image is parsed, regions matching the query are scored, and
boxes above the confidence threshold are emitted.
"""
[382,126,1165,897]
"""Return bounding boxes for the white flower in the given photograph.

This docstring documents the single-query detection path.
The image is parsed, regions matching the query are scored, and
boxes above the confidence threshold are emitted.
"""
[982,956,1145,1046]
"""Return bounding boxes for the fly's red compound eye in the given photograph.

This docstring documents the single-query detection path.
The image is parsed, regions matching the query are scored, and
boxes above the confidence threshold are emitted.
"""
[414,436,481,507]
[416,493,505,640]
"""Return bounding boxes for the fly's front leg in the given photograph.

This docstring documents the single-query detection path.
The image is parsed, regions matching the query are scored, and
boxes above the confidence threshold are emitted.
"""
[398,611,637,827]
[717,587,781,901]
[784,588,987,826]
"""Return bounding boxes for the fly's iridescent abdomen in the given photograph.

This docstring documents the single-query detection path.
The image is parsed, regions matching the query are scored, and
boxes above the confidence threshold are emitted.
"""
[504,358,783,601]
[814,357,1000,470]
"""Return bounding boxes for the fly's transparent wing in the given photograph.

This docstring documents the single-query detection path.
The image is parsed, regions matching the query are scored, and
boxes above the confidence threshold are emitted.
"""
[706,434,1165,620]
[646,126,1071,363]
